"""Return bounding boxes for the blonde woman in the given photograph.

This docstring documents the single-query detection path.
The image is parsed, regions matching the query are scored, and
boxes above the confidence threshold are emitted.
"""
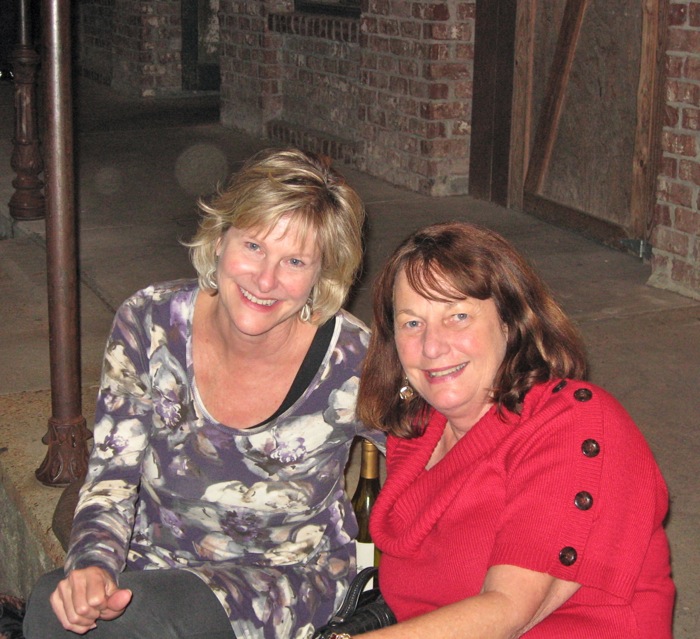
[25,149,383,639]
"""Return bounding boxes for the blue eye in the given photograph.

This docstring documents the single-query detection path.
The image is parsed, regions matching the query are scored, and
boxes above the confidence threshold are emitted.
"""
[289,258,304,267]
[455,313,468,321]
[246,242,260,251]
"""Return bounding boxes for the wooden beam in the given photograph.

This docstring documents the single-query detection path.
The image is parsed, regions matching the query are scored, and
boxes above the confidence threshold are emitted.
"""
[629,0,669,241]
[523,191,629,248]
[524,0,590,195]
[508,0,536,209]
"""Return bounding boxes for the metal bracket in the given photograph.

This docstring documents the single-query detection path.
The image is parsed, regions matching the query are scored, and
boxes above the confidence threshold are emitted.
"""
[619,238,652,261]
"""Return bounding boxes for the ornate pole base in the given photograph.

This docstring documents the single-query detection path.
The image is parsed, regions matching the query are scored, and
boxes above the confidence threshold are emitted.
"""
[9,43,45,221]
[35,416,91,487]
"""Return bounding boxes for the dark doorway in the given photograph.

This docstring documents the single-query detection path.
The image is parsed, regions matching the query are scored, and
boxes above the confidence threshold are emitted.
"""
[469,0,517,207]
[182,0,221,92]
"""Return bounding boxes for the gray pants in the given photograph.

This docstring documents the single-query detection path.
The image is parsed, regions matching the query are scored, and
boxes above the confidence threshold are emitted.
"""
[23,568,236,639]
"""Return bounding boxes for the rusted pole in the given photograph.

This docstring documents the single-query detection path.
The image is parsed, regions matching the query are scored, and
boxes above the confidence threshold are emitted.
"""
[9,0,45,221]
[35,0,90,486]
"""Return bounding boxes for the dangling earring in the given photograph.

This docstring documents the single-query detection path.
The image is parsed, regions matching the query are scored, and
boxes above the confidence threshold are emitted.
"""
[206,253,220,290]
[299,297,313,322]
[399,378,415,401]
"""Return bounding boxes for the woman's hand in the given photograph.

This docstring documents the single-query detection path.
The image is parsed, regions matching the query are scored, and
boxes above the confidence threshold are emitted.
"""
[49,566,133,634]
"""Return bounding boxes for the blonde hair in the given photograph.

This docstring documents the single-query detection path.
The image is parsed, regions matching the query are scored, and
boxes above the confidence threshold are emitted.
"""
[186,148,366,324]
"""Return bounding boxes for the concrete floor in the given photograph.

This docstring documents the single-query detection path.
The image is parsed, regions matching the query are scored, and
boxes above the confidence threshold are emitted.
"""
[0,78,698,637]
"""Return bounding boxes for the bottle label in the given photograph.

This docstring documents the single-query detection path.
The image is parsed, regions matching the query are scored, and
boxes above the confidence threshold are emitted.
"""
[355,541,376,572]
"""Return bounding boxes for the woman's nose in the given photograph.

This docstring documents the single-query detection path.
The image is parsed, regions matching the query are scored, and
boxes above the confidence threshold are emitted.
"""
[256,260,278,292]
[422,323,449,359]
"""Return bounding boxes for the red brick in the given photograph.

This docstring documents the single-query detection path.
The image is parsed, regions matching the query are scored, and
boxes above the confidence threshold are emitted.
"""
[690,2,700,26]
[454,80,473,99]
[667,27,700,54]
[456,42,475,59]
[419,100,468,120]
[653,203,673,226]
[388,1,412,18]
[679,159,700,185]
[668,3,688,25]
[650,248,670,272]
[413,3,452,21]
[451,119,471,136]
[368,0,391,17]
[362,17,378,34]
[665,79,700,106]
[660,155,678,179]
[424,62,470,81]
[657,176,694,207]
[664,104,680,127]
[665,53,684,79]
[685,56,700,81]
[675,206,700,234]
[378,18,400,36]
[653,226,690,257]
[671,259,700,289]
[424,43,452,61]
[400,20,422,39]
[389,38,416,57]
[420,138,465,156]
[398,59,420,77]
[457,2,477,20]
[427,83,450,99]
[424,23,470,41]
[389,75,409,94]
[662,130,697,156]
[378,54,399,73]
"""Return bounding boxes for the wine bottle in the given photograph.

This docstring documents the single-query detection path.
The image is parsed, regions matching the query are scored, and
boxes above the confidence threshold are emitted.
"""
[351,439,381,571]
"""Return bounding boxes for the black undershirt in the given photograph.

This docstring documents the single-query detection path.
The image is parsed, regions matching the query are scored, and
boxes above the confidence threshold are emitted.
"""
[255,316,336,427]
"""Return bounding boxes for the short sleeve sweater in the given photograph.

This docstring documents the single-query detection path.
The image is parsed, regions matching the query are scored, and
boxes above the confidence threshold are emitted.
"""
[370,379,674,639]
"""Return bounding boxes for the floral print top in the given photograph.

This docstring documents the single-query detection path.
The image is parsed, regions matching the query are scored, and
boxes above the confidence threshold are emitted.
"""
[65,279,383,639]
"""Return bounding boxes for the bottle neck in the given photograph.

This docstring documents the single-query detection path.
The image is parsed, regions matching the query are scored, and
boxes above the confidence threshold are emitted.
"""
[360,440,379,480]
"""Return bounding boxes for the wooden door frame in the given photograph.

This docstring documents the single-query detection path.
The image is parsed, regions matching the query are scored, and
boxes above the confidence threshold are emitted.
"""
[473,0,669,250]
[469,0,517,206]
[514,0,670,247]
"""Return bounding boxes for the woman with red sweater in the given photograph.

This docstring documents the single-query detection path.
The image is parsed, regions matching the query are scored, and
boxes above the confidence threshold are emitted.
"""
[351,222,674,639]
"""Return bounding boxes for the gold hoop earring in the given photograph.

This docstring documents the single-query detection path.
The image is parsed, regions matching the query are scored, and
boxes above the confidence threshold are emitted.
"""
[399,378,415,401]
[299,298,313,322]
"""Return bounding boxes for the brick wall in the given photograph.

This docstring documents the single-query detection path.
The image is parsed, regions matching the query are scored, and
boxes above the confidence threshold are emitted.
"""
[219,0,286,132]
[267,12,362,163]
[76,0,115,85]
[219,0,475,195]
[72,0,700,297]
[78,0,183,97]
[649,2,700,299]
[359,1,475,195]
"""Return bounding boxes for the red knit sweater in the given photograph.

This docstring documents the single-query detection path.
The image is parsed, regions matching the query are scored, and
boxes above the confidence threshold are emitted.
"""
[370,380,674,638]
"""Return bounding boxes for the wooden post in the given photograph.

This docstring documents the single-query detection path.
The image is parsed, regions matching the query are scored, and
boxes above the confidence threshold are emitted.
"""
[9,0,45,221]
[35,0,90,487]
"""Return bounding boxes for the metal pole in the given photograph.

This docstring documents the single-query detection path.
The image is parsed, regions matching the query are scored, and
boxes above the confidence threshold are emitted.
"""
[9,0,45,221]
[35,0,90,486]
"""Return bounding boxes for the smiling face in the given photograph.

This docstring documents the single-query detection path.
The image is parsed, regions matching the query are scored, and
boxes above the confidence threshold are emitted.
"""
[214,215,322,340]
[393,268,508,432]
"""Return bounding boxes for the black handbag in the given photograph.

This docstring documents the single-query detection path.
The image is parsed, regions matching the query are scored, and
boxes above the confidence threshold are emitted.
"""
[0,594,26,639]
[313,567,396,638]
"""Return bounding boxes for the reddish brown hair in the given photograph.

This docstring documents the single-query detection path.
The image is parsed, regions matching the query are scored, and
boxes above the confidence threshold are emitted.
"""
[357,222,588,438]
